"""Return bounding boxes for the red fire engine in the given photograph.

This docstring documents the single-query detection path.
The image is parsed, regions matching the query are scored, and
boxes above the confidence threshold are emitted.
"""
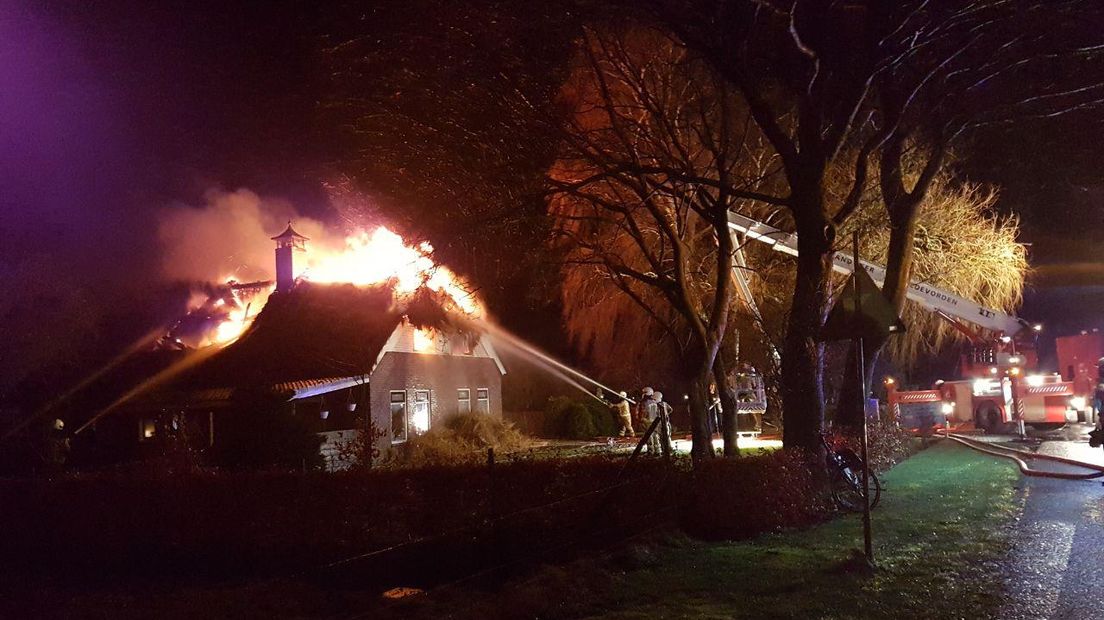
[726,212,1080,433]
[1055,330,1103,420]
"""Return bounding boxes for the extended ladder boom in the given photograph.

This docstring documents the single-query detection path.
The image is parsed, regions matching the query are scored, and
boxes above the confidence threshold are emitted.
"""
[726,212,1027,337]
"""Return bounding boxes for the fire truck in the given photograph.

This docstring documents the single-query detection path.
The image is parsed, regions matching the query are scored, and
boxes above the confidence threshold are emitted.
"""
[726,212,1080,433]
[1055,330,1104,422]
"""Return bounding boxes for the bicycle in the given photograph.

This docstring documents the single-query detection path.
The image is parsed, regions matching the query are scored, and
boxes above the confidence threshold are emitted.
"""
[822,434,881,512]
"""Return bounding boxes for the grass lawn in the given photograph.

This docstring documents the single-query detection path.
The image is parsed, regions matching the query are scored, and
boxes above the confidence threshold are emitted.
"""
[587,440,1021,619]
[400,439,1022,619]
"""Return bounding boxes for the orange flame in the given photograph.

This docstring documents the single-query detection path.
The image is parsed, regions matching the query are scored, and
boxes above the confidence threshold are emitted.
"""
[303,228,480,314]
[193,226,478,348]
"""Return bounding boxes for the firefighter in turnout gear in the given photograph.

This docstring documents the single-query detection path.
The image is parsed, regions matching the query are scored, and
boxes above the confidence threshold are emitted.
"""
[707,382,723,436]
[641,389,661,455]
[636,386,654,428]
[653,391,673,457]
[611,391,634,437]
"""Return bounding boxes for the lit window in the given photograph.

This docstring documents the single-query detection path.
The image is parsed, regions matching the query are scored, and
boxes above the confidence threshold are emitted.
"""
[413,328,434,353]
[390,391,407,443]
[458,388,471,414]
[412,390,431,433]
[476,388,489,414]
[139,418,156,441]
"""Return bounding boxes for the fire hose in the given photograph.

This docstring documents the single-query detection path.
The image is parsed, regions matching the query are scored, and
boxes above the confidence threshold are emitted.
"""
[939,431,1104,480]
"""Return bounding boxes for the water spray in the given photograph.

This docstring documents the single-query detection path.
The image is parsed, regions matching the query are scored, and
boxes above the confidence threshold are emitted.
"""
[74,344,221,435]
[1,327,166,442]
[473,319,635,405]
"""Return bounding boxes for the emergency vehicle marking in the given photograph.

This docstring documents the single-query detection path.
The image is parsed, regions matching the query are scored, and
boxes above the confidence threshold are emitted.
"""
[1024,385,1073,396]
[898,392,942,403]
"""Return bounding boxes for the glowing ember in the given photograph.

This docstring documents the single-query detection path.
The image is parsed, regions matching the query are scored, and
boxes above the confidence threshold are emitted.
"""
[173,280,273,349]
[211,294,264,345]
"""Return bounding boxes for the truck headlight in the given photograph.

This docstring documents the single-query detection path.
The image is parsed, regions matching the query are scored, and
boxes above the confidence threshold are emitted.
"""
[1070,396,1087,411]
[941,402,954,415]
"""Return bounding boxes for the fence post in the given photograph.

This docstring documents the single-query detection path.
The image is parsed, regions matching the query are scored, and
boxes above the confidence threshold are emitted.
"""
[487,447,496,518]
[487,447,499,562]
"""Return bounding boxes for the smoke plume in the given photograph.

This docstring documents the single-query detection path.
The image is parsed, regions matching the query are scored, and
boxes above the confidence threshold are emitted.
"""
[157,188,329,284]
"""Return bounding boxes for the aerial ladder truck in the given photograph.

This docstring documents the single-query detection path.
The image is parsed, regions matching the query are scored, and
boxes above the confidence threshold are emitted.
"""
[726,212,1082,433]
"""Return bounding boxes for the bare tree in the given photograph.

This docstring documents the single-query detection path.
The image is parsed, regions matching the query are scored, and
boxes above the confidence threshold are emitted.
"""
[549,26,783,460]
[834,1,1104,425]
[619,0,1104,446]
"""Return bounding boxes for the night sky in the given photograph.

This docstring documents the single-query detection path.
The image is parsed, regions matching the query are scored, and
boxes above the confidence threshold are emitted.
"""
[3,1,1103,375]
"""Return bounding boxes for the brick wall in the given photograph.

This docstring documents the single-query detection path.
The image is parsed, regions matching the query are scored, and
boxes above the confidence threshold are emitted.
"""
[369,351,503,459]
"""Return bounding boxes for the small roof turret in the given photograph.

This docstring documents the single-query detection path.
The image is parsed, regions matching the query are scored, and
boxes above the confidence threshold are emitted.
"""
[271,221,309,241]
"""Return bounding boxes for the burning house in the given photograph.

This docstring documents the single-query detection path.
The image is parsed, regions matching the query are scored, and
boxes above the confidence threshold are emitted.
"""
[81,224,504,469]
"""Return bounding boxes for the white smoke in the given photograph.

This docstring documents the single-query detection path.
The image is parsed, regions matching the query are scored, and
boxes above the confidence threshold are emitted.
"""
[155,186,399,347]
[158,188,329,284]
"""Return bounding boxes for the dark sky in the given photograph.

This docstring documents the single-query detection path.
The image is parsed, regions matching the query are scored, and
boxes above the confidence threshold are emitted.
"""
[1,1,328,282]
[3,0,1104,365]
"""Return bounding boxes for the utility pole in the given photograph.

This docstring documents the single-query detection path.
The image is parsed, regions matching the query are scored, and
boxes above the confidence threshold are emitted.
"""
[853,231,874,567]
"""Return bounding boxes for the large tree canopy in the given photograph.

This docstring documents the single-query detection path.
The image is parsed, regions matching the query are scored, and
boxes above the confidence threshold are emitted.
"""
[325,1,1103,454]
[548,26,782,459]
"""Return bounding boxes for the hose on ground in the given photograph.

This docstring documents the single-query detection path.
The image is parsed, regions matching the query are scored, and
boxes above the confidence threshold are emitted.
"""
[939,431,1104,480]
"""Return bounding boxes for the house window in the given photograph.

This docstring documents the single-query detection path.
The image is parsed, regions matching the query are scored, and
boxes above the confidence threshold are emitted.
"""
[476,388,490,414]
[458,388,471,414]
[139,418,156,441]
[413,328,434,353]
[390,391,408,443]
[411,390,431,434]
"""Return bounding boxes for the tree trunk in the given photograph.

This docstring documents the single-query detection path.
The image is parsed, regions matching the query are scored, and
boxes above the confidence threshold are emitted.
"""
[781,210,833,454]
[835,337,882,429]
[687,367,715,462]
[882,205,920,311]
[836,187,923,428]
[714,357,740,457]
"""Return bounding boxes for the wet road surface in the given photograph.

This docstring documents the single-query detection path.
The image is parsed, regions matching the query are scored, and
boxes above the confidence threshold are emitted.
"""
[999,431,1104,620]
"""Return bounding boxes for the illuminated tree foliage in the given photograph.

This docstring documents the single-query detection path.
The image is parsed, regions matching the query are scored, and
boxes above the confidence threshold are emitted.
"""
[841,172,1027,367]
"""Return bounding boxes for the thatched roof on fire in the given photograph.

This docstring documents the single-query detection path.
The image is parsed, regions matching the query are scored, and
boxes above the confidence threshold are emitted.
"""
[174,282,472,394]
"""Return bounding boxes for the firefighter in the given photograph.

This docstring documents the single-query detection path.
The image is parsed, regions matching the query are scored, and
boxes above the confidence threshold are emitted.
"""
[653,391,673,457]
[707,382,723,437]
[610,390,634,437]
[636,387,654,428]
[644,390,657,454]
[43,418,70,471]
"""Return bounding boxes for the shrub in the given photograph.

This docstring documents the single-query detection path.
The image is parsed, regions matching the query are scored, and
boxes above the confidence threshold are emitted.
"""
[828,418,915,473]
[583,399,619,436]
[680,449,832,539]
[542,396,620,439]
[388,412,529,467]
[0,452,666,583]
[564,402,597,438]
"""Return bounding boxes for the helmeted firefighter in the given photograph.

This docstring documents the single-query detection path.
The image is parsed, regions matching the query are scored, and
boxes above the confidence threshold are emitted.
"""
[707,382,723,436]
[610,390,634,437]
[636,387,654,429]
[641,388,661,454]
[653,391,673,457]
